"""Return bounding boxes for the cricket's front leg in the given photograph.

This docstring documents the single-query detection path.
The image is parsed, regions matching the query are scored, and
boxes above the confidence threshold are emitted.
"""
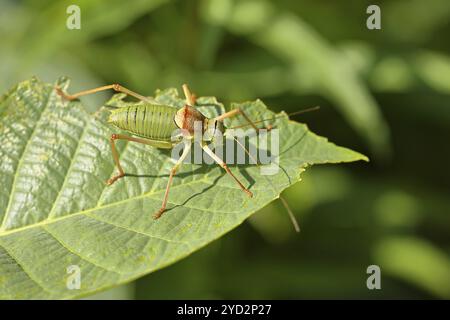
[153,141,192,219]
[201,143,253,198]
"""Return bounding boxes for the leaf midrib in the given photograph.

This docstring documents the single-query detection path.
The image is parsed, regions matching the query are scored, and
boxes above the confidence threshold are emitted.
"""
[0,122,313,238]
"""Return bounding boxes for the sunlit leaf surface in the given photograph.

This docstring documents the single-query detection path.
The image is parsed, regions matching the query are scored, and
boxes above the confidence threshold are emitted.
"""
[0,78,367,299]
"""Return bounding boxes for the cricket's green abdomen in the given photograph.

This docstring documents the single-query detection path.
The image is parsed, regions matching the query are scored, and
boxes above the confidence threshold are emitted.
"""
[108,104,179,141]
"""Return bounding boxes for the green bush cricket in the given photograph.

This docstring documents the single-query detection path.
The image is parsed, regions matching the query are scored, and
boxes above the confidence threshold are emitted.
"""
[55,83,268,220]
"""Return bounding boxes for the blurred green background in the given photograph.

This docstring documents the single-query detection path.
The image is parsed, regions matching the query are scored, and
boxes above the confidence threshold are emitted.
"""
[1,0,449,299]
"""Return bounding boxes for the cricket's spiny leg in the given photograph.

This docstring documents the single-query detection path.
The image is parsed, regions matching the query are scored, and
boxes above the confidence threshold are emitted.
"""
[154,141,192,219]
[202,144,253,198]
[214,108,268,131]
[55,84,151,102]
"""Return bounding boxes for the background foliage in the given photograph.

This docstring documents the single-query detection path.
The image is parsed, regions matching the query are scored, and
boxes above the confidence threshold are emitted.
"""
[0,0,449,299]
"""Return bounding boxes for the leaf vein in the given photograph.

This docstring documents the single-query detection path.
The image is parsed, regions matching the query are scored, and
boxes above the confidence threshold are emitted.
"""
[41,226,124,275]
[0,241,56,296]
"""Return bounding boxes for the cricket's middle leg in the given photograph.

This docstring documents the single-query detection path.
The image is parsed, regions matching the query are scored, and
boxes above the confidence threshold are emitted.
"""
[153,141,192,219]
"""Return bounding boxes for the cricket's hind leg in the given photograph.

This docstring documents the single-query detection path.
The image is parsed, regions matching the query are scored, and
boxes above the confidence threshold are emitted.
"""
[56,84,151,103]
[182,84,197,106]
[106,134,126,185]
[106,134,172,185]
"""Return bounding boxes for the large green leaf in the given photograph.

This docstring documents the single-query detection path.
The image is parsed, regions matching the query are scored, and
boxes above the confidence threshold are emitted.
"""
[0,78,367,299]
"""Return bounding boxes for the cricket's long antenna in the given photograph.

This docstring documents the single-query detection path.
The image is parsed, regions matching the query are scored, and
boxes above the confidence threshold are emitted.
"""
[232,136,258,165]
[230,106,320,130]
[230,135,301,233]
[280,196,300,233]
